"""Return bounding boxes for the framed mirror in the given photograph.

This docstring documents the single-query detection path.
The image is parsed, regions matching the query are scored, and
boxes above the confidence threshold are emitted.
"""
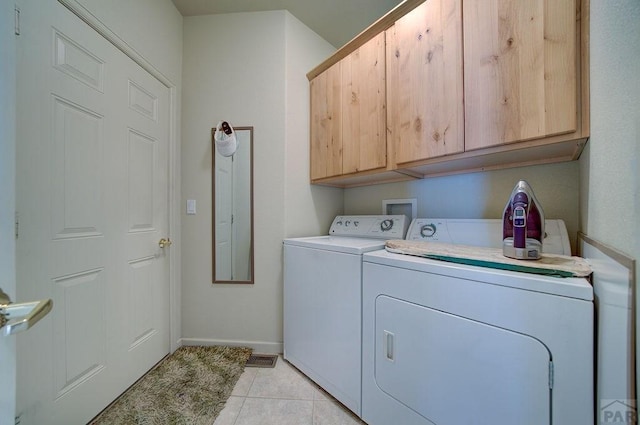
[212,126,253,284]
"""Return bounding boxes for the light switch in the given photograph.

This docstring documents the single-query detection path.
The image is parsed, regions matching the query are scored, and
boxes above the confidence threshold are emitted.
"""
[186,199,196,215]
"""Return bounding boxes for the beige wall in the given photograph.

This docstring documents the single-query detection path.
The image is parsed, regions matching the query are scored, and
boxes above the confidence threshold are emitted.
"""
[346,163,580,253]
[580,0,639,259]
[579,0,640,392]
[181,11,341,352]
[284,13,343,237]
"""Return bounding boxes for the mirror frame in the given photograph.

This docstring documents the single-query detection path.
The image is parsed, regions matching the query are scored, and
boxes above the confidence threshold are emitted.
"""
[211,126,254,284]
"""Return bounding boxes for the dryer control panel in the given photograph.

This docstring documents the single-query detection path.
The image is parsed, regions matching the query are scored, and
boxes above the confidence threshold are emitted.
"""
[405,218,571,255]
[329,215,409,239]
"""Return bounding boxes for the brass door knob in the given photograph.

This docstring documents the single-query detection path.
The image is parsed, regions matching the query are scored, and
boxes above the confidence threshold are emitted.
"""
[159,238,172,248]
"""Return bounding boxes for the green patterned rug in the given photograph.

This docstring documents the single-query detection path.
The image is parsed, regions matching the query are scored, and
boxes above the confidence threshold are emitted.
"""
[90,346,252,425]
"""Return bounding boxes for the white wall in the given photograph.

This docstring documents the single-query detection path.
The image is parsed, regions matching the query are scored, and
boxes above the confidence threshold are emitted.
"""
[181,11,341,352]
[0,2,17,422]
[346,162,581,252]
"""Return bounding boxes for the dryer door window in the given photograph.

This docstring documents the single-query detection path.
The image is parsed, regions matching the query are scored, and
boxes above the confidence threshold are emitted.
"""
[375,295,551,425]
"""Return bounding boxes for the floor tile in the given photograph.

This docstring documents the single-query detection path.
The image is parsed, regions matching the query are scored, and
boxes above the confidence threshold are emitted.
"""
[313,399,365,425]
[247,357,318,400]
[220,355,364,425]
[213,396,245,425]
[231,367,258,396]
[234,398,313,425]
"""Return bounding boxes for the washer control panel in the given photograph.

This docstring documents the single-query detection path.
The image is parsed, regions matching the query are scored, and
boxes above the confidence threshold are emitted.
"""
[329,215,409,239]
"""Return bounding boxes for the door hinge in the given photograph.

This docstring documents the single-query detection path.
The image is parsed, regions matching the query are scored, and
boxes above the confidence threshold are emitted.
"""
[14,6,20,36]
[15,212,19,239]
[548,361,554,389]
[15,413,21,425]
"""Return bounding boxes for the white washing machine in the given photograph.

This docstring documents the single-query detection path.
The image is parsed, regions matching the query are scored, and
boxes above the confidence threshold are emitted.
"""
[284,215,409,416]
[362,219,594,425]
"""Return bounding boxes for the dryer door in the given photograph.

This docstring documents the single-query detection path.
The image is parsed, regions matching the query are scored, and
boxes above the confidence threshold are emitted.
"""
[374,295,551,425]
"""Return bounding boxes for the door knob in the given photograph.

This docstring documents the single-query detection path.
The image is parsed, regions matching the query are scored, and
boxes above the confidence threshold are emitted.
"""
[159,238,172,248]
[0,288,10,328]
[0,287,53,336]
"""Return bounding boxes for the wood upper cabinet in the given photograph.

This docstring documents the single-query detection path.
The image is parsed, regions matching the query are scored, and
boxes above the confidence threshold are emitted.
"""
[310,62,342,180]
[463,0,577,151]
[308,0,588,185]
[341,32,386,175]
[310,32,386,181]
[386,0,464,166]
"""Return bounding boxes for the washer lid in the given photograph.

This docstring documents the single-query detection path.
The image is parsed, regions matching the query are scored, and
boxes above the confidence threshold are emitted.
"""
[284,235,388,255]
[364,250,593,301]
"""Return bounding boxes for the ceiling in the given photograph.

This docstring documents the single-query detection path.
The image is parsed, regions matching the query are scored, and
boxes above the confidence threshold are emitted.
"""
[170,0,403,48]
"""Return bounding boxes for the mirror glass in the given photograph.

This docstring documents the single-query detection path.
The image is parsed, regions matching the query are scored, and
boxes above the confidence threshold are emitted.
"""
[212,126,253,284]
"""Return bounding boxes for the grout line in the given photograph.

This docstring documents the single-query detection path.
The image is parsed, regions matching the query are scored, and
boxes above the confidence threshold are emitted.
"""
[312,399,317,425]
[242,394,318,401]
[230,396,246,425]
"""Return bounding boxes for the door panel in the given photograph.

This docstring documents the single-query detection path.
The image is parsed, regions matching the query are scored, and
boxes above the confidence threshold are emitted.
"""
[16,1,170,423]
[52,269,106,399]
[51,95,105,239]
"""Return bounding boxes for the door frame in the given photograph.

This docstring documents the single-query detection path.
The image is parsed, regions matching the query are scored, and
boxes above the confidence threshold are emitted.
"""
[58,0,181,352]
[1,1,17,423]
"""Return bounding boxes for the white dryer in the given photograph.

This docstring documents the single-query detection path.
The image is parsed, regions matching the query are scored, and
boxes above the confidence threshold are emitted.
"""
[284,215,408,416]
[362,219,593,425]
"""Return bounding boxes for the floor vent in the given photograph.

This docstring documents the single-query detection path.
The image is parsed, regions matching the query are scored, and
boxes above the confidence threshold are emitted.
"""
[245,354,278,368]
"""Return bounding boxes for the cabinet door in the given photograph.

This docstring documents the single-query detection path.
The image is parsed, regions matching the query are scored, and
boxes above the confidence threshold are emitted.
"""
[310,63,342,180]
[464,0,577,150]
[386,0,464,165]
[342,32,386,174]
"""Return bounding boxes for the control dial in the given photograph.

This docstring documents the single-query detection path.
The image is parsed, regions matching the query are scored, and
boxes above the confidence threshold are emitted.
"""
[420,223,437,238]
[380,219,394,232]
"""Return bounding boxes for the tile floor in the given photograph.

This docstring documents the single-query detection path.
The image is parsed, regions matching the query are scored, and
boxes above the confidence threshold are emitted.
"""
[214,355,366,425]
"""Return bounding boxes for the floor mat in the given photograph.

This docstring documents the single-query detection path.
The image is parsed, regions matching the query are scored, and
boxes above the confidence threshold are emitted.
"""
[89,345,252,425]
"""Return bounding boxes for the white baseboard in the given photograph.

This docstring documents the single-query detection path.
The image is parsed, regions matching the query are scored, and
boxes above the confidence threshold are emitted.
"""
[180,337,283,354]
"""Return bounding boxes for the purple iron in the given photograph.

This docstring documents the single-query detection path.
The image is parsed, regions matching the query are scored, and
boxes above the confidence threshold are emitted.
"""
[502,180,545,260]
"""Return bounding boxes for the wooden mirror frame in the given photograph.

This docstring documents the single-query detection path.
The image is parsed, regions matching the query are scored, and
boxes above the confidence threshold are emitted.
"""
[211,126,254,284]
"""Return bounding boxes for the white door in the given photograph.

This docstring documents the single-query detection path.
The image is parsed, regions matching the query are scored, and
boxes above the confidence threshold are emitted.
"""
[15,1,170,424]
[0,2,17,424]
[215,152,233,280]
